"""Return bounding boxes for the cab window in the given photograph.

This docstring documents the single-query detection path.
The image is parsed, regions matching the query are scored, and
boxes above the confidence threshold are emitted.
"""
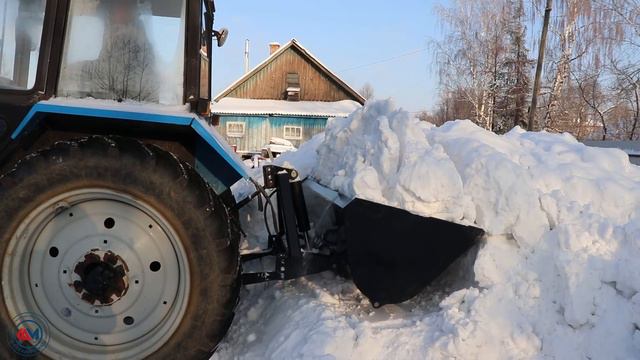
[0,0,46,90]
[57,0,187,105]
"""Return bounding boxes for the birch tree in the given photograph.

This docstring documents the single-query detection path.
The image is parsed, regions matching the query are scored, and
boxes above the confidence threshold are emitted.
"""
[432,0,640,140]
[434,0,508,129]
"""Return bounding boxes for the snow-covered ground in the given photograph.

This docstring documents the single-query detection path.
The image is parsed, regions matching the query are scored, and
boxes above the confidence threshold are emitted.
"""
[216,100,640,359]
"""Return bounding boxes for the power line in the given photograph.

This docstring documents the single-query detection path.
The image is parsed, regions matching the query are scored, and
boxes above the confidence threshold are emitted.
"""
[339,48,428,72]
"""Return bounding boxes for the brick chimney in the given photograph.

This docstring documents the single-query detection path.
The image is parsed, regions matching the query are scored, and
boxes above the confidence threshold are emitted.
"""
[269,42,281,55]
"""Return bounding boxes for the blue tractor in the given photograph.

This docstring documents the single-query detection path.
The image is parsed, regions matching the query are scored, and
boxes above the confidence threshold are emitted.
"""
[0,1,483,358]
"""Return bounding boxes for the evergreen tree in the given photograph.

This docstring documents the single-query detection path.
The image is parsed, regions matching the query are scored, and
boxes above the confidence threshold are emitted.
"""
[495,0,531,132]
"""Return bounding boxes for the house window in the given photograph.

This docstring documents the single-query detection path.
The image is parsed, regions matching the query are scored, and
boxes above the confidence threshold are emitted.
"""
[286,73,300,101]
[226,121,245,137]
[284,125,302,140]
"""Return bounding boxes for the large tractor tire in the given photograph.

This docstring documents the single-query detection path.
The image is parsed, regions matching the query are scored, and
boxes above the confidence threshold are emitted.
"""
[0,136,240,359]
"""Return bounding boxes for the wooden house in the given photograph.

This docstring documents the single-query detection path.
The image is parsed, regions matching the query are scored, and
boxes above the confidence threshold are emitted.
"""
[211,39,365,155]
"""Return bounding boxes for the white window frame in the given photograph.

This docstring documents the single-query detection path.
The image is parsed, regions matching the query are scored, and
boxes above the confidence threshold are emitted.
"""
[283,125,303,140]
[226,121,246,138]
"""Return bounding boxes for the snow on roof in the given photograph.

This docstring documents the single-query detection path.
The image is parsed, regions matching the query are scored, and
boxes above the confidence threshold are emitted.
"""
[214,39,365,104]
[584,140,640,156]
[210,98,361,118]
[44,97,192,116]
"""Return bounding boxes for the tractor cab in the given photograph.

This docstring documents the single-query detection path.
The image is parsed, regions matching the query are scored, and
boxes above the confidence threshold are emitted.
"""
[0,0,222,157]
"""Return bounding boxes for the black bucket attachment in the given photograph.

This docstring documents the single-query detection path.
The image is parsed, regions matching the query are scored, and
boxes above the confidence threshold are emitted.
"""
[343,198,484,307]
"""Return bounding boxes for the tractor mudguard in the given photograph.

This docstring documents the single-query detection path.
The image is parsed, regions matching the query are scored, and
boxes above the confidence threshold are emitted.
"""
[10,98,248,193]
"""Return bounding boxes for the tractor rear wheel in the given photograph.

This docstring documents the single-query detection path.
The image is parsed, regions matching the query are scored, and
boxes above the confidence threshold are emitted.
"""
[0,136,239,359]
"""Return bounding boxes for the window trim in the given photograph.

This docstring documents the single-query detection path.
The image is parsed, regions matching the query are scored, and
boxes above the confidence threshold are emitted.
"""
[226,121,246,138]
[283,125,302,140]
[199,0,213,102]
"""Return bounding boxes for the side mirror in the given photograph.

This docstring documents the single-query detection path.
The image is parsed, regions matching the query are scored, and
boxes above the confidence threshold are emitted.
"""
[213,28,229,47]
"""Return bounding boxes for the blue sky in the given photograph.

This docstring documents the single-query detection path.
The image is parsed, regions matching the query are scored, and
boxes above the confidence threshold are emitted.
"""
[212,0,447,113]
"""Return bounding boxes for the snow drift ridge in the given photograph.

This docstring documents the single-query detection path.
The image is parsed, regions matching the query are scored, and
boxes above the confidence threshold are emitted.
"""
[221,99,640,359]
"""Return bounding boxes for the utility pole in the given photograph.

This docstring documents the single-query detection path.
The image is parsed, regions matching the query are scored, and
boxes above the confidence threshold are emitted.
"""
[528,0,552,131]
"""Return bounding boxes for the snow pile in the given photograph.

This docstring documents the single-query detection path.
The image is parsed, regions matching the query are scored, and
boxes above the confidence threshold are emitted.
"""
[219,100,640,359]
[314,106,472,224]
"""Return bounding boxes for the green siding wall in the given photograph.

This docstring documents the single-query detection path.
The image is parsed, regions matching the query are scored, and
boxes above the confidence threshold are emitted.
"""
[217,116,328,153]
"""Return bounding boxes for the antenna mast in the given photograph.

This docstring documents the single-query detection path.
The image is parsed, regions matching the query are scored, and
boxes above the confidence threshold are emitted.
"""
[244,39,250,74]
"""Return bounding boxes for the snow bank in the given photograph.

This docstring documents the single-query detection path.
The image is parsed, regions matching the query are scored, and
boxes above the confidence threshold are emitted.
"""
[219,100,640,359]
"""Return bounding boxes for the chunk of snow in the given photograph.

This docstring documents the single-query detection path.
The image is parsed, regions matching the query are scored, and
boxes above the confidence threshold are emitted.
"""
[269,137,295,147]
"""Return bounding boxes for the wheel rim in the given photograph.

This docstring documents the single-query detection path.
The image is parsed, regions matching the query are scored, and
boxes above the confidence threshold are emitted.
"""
[2,188,190,359]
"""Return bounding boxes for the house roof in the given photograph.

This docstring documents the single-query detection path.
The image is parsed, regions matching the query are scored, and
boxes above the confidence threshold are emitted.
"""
[211,98,361,118]
[214,39,366,104]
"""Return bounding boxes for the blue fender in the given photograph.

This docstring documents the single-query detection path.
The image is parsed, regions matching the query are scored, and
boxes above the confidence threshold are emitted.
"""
[11,99,249,193]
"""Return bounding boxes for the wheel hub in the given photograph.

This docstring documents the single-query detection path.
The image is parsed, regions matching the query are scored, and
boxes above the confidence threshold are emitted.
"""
[73,251,129,305]
[2,189,190,359]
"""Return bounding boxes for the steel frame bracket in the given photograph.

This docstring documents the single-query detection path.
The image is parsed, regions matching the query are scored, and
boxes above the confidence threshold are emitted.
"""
[240,165,333,285]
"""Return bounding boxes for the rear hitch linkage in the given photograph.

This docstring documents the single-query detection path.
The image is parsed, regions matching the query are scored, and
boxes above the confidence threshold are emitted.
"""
[240,165,335,285]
